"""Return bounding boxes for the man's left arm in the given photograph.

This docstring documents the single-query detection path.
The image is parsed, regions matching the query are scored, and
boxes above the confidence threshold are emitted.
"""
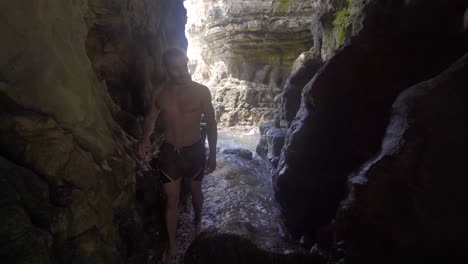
[202,86,217,173]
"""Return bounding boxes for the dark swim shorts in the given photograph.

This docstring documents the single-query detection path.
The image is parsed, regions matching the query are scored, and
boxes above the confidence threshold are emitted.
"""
[157,138,206,184]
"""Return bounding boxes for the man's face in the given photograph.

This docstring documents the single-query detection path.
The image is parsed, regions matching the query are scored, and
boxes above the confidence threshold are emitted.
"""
[166,55,191,84]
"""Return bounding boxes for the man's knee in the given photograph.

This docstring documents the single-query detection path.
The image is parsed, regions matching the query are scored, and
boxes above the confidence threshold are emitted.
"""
[165,191,180,209]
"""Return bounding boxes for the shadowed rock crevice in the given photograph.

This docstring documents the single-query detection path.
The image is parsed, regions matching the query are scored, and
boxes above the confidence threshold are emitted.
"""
[336,52,468,259]
[272,0,468,248]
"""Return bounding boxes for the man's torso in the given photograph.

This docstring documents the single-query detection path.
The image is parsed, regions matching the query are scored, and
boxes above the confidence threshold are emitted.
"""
[156,81,204,147]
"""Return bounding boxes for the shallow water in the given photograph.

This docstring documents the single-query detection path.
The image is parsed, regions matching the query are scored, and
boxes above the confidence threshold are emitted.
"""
[217,128,260,152]
[172,130,299,263]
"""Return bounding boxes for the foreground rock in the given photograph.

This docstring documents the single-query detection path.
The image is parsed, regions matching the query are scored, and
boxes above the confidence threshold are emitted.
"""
[0,0,186,262]
[256,121,287,168]
[0,157,52,263]
[336,53,468,259]
[273,0,468,245]
[222,148,253,160]
[184,228,323,264]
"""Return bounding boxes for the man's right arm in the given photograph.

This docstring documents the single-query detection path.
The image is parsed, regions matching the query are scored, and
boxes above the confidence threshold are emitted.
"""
[138,87,161,158]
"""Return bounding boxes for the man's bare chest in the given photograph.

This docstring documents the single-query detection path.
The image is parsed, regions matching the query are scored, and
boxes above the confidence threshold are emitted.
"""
[158,89,202,116]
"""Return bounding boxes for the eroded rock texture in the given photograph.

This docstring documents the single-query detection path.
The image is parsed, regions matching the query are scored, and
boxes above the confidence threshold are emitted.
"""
[273,0,468,246]
[185,0,315,127]
[186,0,314,86]
[85,0,187,117]
[256,0,364,163]
[0,0,186,263]
[336,53,468,259]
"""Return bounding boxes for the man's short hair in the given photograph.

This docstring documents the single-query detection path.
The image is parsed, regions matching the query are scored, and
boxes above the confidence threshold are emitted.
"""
[162,48,187,66]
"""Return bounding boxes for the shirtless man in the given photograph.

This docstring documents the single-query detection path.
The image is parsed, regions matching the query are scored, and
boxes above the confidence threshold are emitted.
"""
[138,48,217,263]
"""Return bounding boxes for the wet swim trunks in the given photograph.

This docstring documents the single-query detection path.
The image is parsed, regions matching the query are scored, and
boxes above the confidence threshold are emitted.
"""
[158,137,206,184]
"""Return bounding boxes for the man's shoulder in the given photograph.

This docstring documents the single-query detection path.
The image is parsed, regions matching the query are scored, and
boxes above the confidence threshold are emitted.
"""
[191,81,208,90]
[191,81,211,96]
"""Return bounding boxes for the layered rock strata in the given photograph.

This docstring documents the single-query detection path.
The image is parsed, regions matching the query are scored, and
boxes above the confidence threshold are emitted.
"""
[185,0,315,127]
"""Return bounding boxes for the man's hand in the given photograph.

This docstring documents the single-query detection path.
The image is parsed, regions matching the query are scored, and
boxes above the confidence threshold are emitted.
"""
[205,154,216,173]
[138,138,151,159]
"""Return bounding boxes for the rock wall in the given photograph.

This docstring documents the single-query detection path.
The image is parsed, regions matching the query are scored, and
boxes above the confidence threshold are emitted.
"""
[336,52,468,259]
[0,0,186,263]
[185,0,315,127]
[272,0,468,248]
[85,0,187,117]
[256,0,364,162]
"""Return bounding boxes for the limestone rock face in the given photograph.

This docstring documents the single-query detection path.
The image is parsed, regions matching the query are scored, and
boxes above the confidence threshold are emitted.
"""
[0,0,186,262]
[185,0,315,127]
[213,77,279,127]
[273,0,468,245]
[186,0,314,87]
[337,53,468,259]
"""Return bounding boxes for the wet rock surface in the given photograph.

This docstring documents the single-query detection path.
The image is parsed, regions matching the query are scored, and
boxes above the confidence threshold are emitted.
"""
[256,121,287,168]
[222,148,253,160]
[172,149,306,263]
[184,229,323,264]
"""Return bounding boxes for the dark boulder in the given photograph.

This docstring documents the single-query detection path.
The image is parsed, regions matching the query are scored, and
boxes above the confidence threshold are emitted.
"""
[336,53,468,259]
[278,54,323,127]
[0,156,53,264]
[184,228,324,264]
[256,121,287,167]
[222,148,254,160]
[274,0,468,244]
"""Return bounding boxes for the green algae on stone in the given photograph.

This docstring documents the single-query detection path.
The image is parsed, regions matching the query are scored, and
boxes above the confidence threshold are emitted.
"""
[332,1,352,46]
[277,0,291,13]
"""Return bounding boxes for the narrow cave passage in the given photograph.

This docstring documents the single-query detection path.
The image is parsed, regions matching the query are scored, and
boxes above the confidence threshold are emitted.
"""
[167,1,316,262]
[1,1,468,264]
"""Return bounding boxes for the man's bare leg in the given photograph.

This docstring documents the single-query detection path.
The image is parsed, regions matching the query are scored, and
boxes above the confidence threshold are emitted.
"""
[190,180,204,236]
[163,177,182,263]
